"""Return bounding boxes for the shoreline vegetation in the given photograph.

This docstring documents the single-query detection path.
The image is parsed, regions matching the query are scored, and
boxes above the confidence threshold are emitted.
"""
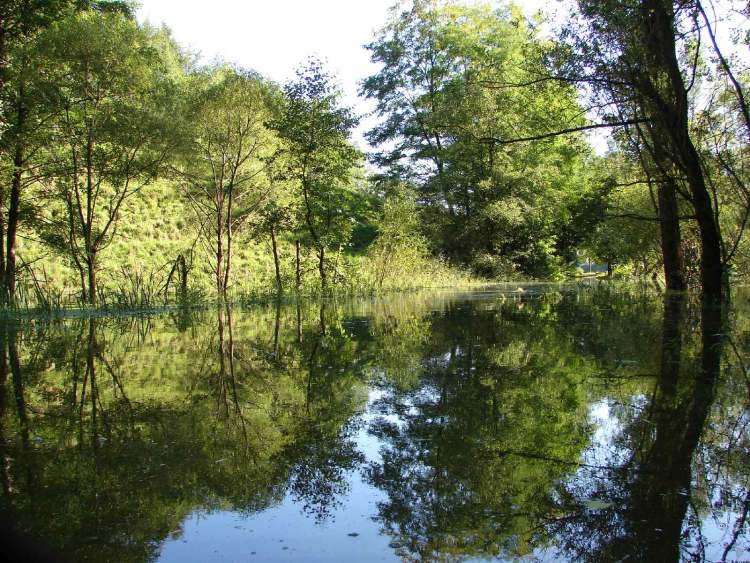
[0,277,641,320]
[1,1,748,314]
[7,268,482,316]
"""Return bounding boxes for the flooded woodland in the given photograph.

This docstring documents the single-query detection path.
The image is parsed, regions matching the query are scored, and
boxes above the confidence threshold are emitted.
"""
[1,0,749,559]
[0,285,748,562]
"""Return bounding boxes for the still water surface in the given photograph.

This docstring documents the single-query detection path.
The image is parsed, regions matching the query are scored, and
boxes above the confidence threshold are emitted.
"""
[1,285,748,561]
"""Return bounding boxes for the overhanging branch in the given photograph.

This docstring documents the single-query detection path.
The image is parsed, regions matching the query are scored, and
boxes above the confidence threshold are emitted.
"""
[483,118,650,145]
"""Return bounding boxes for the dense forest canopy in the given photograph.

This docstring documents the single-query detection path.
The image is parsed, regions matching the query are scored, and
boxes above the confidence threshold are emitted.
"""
[0,0,748,307]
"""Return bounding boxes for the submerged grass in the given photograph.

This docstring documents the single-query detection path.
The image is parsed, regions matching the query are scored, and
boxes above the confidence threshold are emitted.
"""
[0,277,670,322]
[3,263,483,319]
[6,237,678,320]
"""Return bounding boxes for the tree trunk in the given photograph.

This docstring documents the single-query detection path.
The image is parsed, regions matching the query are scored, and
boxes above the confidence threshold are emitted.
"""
[296,300,302,344]
[0,11,6,297]
[78,264,87,304]
[318,246,327,292]
[0,11,6,94]
[319,301,326,336]
[686,152,724,299]
[6,137,23,304]
[641,0,724,299]
[295,239,301,292]
[223,190,233,295]
[657,179,686,291]
[0,326,11,497]
[84,125,96,306]
[0,183,5,303]
[216,208,224,297]
[270,224,282,295]
[178,255,188,300]
[301,180,325,292]
[4,78,26,305]
[87,253,97,306]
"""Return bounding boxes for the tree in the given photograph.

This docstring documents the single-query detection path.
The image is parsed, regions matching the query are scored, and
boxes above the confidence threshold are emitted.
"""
[271,59,361,292]
[368,186,429,289]
[362,0,592,278]
[559,0,748,297]
[175,67,279,298]
[0,1,134,304]
[32,11,177,304]
[257,201,294,296]
[362,0,456,199]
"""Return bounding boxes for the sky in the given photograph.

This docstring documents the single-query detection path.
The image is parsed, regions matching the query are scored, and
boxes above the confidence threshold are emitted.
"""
[136,0,398,148]
[136,0,747,154]
[136,0,548,150]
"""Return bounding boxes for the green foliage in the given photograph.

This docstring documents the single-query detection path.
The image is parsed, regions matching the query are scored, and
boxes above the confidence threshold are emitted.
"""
[363,1,595,279]
[174,65,280,294]
[367,187,430,289]
[270,58,363,290]
[30,10,180,302]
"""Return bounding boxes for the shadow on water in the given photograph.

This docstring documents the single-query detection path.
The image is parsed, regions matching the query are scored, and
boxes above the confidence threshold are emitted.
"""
[0,286,747,562]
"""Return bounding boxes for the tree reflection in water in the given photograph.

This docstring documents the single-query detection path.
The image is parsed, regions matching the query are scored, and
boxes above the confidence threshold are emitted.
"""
[543,297,733,562]
[0,287,747,562]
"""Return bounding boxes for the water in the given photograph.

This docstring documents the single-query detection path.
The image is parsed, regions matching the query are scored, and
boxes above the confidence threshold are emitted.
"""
[0,284,748,562]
